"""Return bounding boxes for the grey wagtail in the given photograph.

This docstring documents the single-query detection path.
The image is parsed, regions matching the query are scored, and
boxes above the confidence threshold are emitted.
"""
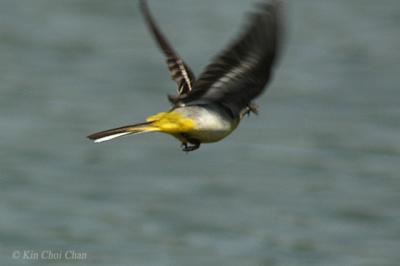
[87,0,283,152]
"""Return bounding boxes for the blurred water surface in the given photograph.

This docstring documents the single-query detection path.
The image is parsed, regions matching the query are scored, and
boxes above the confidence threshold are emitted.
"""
[1,0,399,265]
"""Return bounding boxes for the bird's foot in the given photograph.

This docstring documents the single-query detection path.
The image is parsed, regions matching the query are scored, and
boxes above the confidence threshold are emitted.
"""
[181,142,200,153]
[242,103,259,118]
[247,102,259,116]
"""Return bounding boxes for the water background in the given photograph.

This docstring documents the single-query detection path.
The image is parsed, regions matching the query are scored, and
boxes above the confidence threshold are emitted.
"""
[1,0,399,265]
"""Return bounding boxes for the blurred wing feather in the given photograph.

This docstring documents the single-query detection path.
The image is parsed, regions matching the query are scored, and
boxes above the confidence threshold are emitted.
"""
[180,0,283,115]
[139,0,195,95]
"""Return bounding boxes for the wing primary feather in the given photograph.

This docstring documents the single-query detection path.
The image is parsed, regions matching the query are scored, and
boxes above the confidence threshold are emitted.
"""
[178,0,284,116]
[139,0,195,96]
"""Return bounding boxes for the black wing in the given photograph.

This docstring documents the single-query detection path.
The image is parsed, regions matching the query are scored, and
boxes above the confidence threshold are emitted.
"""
[139,0,195,96]
[178,0,283,115]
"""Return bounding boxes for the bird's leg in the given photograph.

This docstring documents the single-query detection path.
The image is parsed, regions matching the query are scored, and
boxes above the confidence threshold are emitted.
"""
[241,102,259,118]
[182,140,201,153]
[181,142,188,150]
[180,134,201,152]
[247,102,259,116]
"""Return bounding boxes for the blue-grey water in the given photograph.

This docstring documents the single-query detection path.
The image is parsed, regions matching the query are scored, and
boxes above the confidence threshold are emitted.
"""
[1,0,399,265]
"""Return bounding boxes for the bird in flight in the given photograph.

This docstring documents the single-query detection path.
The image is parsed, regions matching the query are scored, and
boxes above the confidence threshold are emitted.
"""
[87,0,283,152]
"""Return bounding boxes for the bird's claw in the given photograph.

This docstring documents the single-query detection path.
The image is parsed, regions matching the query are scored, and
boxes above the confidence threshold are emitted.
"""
[242,103,259,118]
[181,142,200,152]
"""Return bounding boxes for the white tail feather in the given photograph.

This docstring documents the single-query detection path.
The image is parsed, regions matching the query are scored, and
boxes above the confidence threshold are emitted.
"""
[93,132,131,143]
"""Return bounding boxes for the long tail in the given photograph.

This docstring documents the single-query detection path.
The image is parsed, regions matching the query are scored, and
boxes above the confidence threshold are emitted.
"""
[87,122,158,143]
